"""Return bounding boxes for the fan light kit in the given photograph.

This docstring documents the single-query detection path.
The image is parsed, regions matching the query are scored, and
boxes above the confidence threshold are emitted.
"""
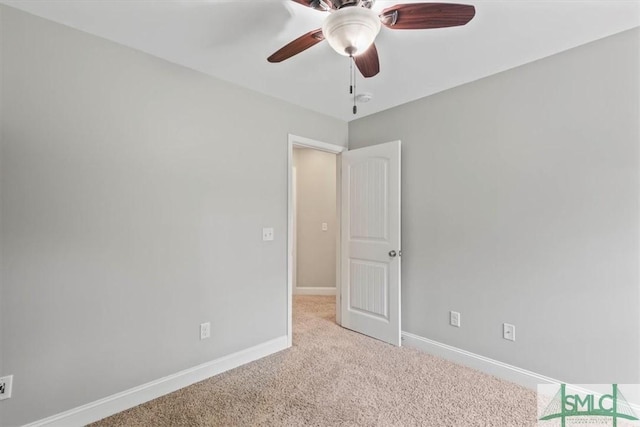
[323,7,381,57]
[268,0,476,114]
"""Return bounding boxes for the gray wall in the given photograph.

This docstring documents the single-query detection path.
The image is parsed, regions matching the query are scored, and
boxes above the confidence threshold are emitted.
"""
[0,7,4,423]
[0,6,347,426]
[349,28,640,384]
[293,148,337,288]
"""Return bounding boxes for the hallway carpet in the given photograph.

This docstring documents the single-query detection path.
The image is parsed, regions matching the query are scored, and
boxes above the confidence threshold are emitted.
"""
[92,296,537,426]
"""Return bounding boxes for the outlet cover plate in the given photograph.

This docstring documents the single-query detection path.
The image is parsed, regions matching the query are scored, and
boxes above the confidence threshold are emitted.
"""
[200,322,211,340]
[0,375,13,400]
[450,311,461,327]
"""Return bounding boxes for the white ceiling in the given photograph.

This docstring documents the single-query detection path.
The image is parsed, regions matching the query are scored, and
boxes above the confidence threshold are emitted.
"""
[3,0,639,122]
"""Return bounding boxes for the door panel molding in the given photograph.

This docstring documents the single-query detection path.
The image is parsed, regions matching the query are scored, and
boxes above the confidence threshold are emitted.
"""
[341,140,401,346]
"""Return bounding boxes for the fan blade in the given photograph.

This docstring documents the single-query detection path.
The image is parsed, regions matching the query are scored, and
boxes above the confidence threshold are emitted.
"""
[380,3,475,30]
[354,44,380,78]
[267,29,325,63]
[291,0,334,11]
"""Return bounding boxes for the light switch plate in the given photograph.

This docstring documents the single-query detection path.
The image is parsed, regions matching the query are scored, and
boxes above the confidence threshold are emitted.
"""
[0,375,13,400]
[503,323,515,341]
[262,227,274,241]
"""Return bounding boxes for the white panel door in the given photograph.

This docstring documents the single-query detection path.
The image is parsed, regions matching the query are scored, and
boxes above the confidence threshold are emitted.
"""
[341,140,401,346]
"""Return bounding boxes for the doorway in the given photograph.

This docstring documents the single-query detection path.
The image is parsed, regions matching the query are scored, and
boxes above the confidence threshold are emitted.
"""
[293,147,337,295]
[287,135,345,347]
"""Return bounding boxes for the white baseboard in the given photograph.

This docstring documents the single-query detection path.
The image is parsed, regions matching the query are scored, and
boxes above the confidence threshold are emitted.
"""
[24,335,289,427]
[293,286,336,296]
[401,331,562,390]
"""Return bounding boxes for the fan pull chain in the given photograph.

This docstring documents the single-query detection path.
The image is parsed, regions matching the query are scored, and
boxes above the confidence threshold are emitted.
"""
[348,57,358,115]
[349,57,353,95]
[352,57,357,115]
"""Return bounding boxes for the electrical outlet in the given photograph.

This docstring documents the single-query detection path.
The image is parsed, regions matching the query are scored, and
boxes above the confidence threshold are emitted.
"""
[450,311,461,327]
[0,375,13,400]
[503,323,515,341]
[321,222,328,231]
[200,322,211,340]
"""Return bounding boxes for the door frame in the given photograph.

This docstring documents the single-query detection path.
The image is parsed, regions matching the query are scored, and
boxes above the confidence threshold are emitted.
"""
[287,134,346,347]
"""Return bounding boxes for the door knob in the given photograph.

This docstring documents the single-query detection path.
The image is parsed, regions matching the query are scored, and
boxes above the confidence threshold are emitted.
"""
[389,250,397,257]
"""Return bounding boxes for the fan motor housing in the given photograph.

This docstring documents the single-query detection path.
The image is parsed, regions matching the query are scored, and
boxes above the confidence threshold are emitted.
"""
[333,0,359,8]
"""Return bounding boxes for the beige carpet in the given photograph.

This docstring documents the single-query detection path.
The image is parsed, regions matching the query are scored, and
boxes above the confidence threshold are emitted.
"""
[92,296,537,426]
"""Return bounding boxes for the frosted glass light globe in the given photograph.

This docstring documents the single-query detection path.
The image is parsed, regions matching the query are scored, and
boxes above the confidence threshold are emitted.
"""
[322,7,381,57]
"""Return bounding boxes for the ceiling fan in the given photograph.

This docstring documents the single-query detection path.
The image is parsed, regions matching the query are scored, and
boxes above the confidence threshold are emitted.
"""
[267,0,476,79]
